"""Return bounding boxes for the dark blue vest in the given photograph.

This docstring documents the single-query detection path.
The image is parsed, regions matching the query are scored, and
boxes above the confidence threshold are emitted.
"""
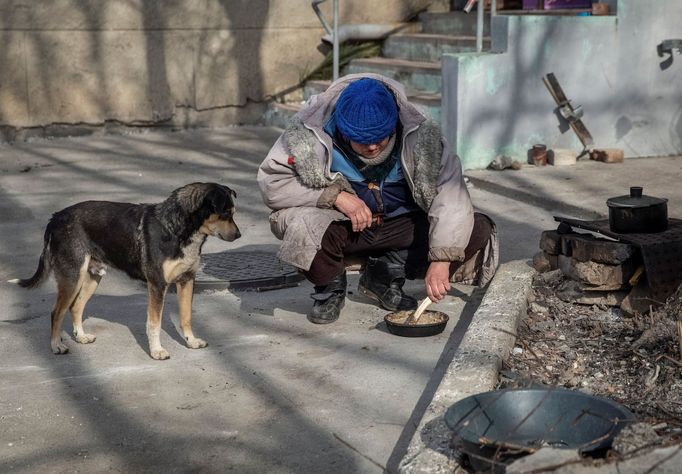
[325,118,418,218]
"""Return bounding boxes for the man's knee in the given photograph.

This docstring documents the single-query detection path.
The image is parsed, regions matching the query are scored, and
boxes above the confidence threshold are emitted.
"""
[472,212,494,249]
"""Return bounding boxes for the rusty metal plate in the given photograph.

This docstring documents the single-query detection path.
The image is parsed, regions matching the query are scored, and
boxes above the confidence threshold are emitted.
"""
[554,217,682,303]
[194,250,304,292]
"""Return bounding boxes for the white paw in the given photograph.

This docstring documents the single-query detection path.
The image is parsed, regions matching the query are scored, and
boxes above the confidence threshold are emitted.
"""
[74,333,96,344]
[186,337,208,349]
[151,348,170,360]
[51,340,69,354]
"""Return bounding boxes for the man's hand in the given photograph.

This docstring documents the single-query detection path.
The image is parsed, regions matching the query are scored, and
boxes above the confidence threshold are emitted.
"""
[425,261,451,302]
[334,191,373,232]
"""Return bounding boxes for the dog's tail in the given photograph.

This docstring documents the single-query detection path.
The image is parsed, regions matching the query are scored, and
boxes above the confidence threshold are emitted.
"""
[8,233,52,289]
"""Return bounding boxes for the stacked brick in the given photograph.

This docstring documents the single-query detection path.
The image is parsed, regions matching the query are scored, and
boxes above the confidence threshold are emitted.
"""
[534,230,650,314]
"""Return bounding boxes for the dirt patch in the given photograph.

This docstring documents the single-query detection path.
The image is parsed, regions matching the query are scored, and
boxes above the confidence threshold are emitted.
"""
[499,270,682,457]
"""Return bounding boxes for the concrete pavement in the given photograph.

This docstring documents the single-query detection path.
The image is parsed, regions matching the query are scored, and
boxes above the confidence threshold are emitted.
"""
[1,126,675,472]
[0,126,545,474]
[466,156,682,221]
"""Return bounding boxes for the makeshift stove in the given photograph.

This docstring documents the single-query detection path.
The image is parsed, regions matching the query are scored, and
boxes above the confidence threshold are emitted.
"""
[533,188,682,315]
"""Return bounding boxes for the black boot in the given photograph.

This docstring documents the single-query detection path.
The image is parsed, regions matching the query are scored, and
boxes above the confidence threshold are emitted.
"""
[308,272,347,324]
[358,257,417,311]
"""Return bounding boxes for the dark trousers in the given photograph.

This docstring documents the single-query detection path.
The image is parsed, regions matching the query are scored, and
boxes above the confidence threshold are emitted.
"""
[304,212,493,286]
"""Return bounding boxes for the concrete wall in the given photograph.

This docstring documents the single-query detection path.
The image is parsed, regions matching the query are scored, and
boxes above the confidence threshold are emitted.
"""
[0,0,437,139]
[443,0,682,169]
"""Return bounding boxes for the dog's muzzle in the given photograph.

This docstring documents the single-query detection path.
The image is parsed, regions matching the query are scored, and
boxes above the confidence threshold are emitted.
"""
[218,227,241,241]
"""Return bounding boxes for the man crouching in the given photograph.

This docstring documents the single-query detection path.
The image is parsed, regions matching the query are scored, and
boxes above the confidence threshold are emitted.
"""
[257,73,498,324]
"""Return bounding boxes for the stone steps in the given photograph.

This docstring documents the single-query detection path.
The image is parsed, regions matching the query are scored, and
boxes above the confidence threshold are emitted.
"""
[263,9,494,129]
[419,10,491,36]
[344,57,442,94]
[261,103,301,129]
[304,80,442,122]
[383,33,487,62]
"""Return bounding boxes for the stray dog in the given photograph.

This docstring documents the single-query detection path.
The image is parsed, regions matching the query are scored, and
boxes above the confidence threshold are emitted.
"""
[9,182,240,360]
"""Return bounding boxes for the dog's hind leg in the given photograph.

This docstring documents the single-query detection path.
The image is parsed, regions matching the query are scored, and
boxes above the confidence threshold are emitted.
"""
[177,278,207,349]
[49,245,90,354]
[51,274,85,355]
[146,283,170,360]
[70,272,101,344]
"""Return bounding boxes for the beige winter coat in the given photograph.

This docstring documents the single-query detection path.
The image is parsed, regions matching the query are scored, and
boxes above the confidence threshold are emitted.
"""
[257,73,498,286]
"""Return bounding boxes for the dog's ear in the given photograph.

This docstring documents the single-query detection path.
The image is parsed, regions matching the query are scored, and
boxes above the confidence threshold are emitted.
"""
[206,186,233,214]
[221,185,236,205]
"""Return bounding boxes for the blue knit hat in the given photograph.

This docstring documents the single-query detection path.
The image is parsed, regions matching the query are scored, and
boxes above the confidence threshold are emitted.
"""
[334,78,398,144]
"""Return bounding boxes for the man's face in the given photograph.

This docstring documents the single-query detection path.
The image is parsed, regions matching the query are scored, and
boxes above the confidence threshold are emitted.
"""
[349,136,391,160]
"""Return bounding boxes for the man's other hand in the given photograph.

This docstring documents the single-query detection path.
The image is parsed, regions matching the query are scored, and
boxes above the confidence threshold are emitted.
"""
[334,191,373,232]
[425,261,451,302]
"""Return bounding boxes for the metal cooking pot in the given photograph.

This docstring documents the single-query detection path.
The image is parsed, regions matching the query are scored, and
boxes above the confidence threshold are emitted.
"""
[606,186,668,233]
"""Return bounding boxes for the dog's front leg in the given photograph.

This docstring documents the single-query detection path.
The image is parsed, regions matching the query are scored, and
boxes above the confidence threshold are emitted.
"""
[177,278,208,349]
[146,283,170,360]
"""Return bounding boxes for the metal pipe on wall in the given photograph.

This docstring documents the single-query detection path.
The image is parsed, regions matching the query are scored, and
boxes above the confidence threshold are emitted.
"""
[476,0,484,52]
[333,0,339,81]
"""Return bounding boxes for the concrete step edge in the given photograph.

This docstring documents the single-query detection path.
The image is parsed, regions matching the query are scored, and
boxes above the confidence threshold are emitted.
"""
[269,102,302,113]
[388,33,491,42]
[349,57,442,71]
[409,93,441,105]
[418,11,492,20]
[304,80,440,106]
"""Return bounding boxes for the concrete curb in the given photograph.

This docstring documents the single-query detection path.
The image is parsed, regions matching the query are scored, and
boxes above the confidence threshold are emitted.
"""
[398,260,536,473]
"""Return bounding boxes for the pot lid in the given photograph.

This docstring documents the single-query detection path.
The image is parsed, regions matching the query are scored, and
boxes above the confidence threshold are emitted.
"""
[607,186,668,208]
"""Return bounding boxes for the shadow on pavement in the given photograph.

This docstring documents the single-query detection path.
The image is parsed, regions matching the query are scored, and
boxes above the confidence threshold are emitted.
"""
[384,285,486,472]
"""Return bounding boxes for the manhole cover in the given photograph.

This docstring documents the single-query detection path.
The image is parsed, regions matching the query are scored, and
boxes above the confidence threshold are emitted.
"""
[194,250,304,292]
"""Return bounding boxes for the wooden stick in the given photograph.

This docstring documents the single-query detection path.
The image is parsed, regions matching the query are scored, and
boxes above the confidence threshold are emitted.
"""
[628,265,645,287]
[407,297,433,324]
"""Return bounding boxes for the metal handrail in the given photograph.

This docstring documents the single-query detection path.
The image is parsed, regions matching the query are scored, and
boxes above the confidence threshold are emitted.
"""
[467,0,496,53]
[477,0,484,52]
[312,0,340,81]
[312,0,495,79]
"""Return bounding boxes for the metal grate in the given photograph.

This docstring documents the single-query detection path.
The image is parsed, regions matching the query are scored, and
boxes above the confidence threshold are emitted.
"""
[555,217,682,303]
[194,251,304,292]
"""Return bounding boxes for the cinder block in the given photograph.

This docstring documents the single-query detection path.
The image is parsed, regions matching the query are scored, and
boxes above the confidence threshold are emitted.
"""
[560,233,635,265]
[558,255,636,288]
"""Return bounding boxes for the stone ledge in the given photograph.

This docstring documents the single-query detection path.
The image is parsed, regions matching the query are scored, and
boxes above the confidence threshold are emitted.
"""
[398,260,535,473]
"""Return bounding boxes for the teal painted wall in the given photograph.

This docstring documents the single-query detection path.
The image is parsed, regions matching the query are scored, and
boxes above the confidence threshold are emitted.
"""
[442,0,682,170]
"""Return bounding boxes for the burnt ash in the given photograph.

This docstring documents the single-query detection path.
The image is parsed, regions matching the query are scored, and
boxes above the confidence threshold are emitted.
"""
[499,270,682,448]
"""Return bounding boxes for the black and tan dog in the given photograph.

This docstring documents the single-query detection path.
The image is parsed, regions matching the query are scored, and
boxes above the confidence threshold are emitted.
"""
[10,182,240,360]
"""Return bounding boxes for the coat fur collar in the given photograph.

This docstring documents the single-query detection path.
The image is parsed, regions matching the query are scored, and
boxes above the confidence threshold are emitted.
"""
[283,117,442,211]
